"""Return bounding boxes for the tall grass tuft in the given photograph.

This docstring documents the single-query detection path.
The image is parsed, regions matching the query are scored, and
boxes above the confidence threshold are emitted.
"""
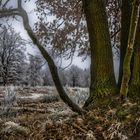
[1,86,17,117]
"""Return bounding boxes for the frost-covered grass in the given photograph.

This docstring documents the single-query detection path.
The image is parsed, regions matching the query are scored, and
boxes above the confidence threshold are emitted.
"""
[1,86,17,117]
[66,87,89,105]
[0,86,88,116]
[0,86,89,118]
[0,86,89,105]
[1,86,140,139]
[1,121,29,136]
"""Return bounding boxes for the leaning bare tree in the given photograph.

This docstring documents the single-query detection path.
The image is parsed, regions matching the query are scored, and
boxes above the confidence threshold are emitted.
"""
[0,0,84,114]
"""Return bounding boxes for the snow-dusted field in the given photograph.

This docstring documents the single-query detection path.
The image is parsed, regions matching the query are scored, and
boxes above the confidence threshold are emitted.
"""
[0,86,89,107]
[0,86,90,140]
[1,86,140,140]
[0,86,89,117]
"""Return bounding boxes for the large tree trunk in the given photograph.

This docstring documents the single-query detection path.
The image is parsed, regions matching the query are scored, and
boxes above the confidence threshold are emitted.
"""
[118,0,132,88]
[120,0,140,99]
[83,0,116,108]
[129,18,140,97]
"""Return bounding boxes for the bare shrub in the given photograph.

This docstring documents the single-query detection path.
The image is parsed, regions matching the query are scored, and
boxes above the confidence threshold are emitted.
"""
[1,86,17,117]
[103,122,128,140]
[67,88,88,105]
[0,121,29,136]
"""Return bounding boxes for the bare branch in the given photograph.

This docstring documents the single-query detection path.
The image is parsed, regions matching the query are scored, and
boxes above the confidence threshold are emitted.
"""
[111,28,121,39]
[0,0,2,6]
[0,8,20,18]
[2,0,10,8]
[18,0,22,9]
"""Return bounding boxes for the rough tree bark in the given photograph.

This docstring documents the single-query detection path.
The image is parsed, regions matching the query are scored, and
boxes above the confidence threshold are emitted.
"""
[120,0,140,99]
[83,0,116,108]
[0,0,85,114]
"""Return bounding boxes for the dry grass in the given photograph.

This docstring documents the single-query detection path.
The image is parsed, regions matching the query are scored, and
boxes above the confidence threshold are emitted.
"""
[0,87,140,140]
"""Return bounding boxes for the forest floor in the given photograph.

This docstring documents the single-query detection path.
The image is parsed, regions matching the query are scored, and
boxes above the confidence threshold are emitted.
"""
[0,86,140,140]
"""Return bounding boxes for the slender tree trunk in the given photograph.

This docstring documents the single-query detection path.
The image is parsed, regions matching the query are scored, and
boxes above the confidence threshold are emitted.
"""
[129,18,140,97]
[118,0,132,87]
[83,0,116,108]
[120,0,140,99]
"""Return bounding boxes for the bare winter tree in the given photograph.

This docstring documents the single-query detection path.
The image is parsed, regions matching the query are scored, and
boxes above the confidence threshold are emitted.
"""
[26,54,44,86]
[42,65,90,87]
[42,66,54,86]
[0,26,26,85]
[65,65,89,87]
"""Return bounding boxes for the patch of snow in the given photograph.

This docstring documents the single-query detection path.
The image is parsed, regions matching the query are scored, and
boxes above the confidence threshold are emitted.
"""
[5,121,19,128]
[31,93,44,99]
[18,93,45,99]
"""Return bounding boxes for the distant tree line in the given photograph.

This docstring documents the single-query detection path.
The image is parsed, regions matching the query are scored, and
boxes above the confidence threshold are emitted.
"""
[0,26,89,87]
[44,65,90,87]
[22,54,90,87]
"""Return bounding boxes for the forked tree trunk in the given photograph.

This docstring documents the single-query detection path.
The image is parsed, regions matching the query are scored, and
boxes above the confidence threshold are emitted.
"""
[83,0,116,108]
[120,0,140,99]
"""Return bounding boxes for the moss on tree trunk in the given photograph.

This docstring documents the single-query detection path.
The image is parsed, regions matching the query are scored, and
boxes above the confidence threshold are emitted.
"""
[120,0,140,99]
[83,0,116,108]
[129,18,140,97]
